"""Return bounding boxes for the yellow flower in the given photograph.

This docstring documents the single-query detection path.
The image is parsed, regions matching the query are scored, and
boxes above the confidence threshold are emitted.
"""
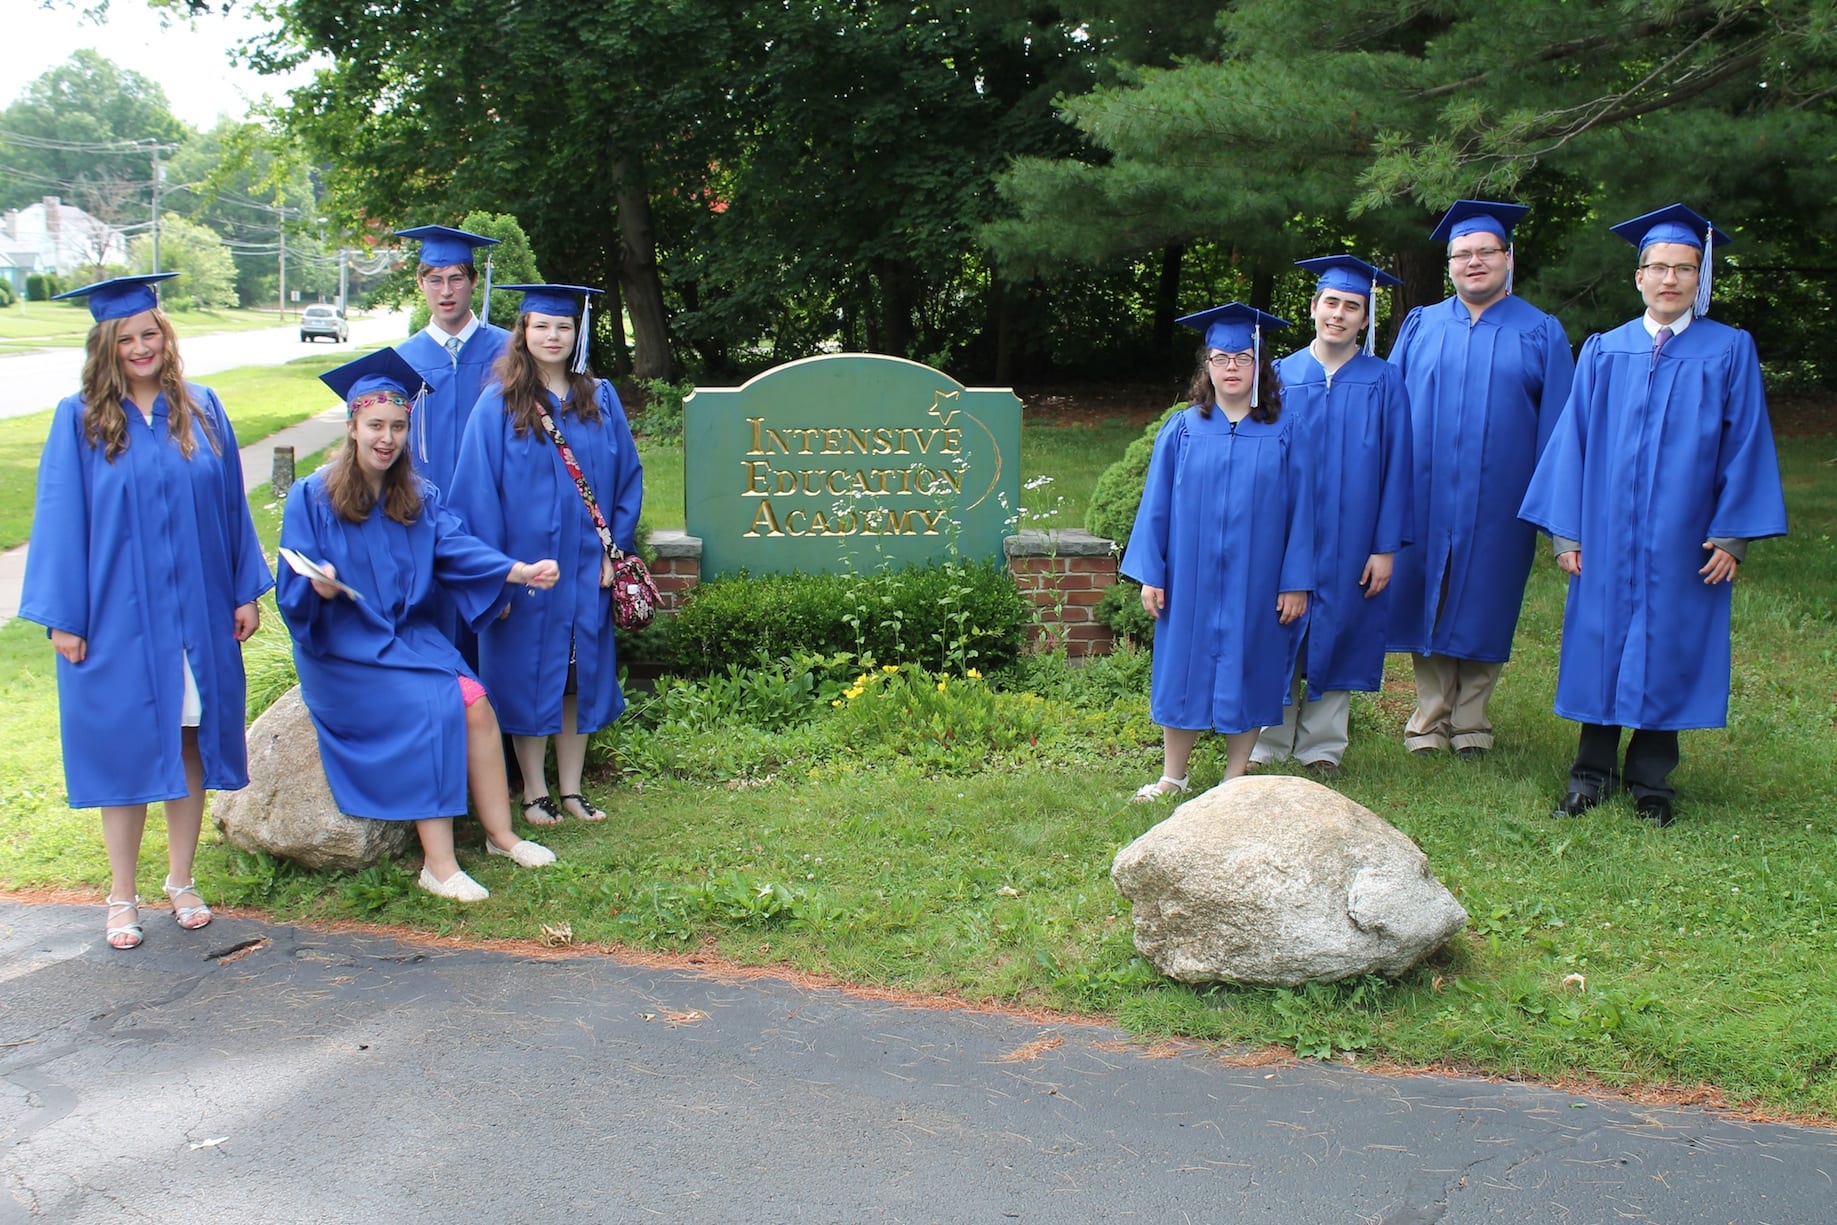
[882,664,899,673]
[844,686,865,700]
[936,679,948,691]
[966,668,982,679]
[830,699,843,707]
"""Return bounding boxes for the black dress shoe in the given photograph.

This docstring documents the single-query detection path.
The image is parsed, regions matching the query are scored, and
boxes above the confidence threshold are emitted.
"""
[1551,788,1601,818]
[1635,795,1675,827]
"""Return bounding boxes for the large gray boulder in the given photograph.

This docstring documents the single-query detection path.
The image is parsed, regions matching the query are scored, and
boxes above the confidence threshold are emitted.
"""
[214,685,412,870]
[1111,776,1468,987]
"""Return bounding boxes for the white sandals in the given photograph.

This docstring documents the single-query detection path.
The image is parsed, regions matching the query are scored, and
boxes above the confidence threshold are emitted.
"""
[162,877,213,930]
[105,895,143,950]
[1132,775,1191,803]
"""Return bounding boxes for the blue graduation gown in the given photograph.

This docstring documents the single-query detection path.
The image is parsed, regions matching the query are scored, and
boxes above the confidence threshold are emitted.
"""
[1518,317,1787,730]
[1386,294,1574,660]
[1275,348,1414,694]
[276,472,519,821]
[397,322,512,649]
[450,380,644,736]
[1120,407,1313,734]
[395,323,513,491]
[20,386,273,808]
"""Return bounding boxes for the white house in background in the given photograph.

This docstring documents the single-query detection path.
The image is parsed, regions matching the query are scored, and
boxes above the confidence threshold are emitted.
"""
[2,196,130,280]
[0,235,49,298]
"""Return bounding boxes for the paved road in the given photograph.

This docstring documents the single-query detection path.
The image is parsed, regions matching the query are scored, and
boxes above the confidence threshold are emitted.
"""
[0,311,409,421]
[2,899,1830,1224]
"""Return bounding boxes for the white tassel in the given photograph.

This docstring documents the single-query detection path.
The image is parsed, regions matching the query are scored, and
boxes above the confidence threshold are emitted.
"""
[1251,323,1262,409]
[1695,230,1713,318]
[481,254,494,326]
[573,298,592,374]
[1364,273,1378,356]
[1505,242,1515,296]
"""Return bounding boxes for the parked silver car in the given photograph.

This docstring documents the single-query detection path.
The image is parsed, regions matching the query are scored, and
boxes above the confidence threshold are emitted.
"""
[300,304,349,343]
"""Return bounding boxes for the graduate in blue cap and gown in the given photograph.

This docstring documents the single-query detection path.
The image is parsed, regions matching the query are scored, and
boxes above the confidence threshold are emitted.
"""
[1387,199,1575,758]
[393,225,516,661]
[1520,204,1787,826]
[1121,304,1313,800]
[276,348,566,902]
[21,274,272,949]
[1253,256,1414,775]
[452,283,643,827]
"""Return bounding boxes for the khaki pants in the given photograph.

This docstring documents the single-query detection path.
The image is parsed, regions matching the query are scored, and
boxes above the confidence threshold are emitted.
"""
[1405,653,1503,753]
[1252,674,1351,766]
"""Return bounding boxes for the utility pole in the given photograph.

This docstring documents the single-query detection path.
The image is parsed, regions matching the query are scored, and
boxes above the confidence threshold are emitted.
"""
[338,247,349,313]
[276,203,287,320]
[149,145,163,273]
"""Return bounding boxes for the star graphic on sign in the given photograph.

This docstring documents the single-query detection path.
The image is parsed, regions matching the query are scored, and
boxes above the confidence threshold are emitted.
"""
[926,389,961,427]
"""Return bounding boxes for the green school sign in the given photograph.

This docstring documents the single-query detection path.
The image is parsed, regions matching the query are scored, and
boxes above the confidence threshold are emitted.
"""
[683,354,1022,579]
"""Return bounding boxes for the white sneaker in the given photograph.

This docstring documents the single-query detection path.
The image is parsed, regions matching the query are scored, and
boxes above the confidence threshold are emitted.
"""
[418,867,489,902]
[487,838,556,868]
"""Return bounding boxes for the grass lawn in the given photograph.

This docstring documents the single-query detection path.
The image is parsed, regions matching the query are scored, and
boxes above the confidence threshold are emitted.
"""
[0,300,298,353]
[3,411,1833,1119]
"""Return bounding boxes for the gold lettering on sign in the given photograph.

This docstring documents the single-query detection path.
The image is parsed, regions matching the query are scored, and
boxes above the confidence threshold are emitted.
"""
[738,399,973,540]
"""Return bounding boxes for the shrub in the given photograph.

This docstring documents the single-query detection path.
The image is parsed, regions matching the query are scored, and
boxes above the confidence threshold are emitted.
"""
[1094,578,1156,649]
[0,280,14,308]
[632,377,691,445]
[1082,401,1182,546]
[25,273,61,302]
[670,560,1032,674]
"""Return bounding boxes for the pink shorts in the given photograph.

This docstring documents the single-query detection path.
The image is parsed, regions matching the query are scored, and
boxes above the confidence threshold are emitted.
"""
[457,676,488,708]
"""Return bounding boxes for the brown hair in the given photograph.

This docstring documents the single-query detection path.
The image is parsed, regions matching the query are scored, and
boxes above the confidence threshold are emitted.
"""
[1185,345,1284,423]
[491,312,601,439]
[79,309,218,462]
[322,419,424,525]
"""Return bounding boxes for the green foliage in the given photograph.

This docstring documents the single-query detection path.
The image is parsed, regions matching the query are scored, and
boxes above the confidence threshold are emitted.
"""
[1094,579,1155,649]
[669,560,1032,675]
[0,281,13,309]
[132,213,238,310]
[632,377,691,445]
[0,50,191,214]
[1083,402,1181,544]
[25,274,61,302]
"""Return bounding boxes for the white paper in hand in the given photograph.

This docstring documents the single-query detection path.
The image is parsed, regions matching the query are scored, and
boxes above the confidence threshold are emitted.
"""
[278,547,364,601]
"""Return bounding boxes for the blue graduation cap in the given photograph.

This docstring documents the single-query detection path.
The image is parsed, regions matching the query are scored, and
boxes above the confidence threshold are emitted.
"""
[1428,200,1528,244]
[499,283,605,374]
[1177,303,1291,408]
[1609,203,1733,318]
[1296,256,1403,355]
[319,348,429,414]
[1430,200,1528,295]
[52,273,178,323]
[396,224,502,322]
[395,225,499,269]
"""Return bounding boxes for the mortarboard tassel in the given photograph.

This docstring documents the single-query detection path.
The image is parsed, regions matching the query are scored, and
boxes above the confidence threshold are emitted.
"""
[1504,242,1515,296]
[1695,229,1713,318]
[573,297,593,374]
[1364,273,1378,356]
[1250,322,1262,409]
[481,253,494,327]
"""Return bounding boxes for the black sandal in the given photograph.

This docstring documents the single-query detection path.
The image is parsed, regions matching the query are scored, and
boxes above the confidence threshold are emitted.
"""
[558,793,606,822]
[521,795,563,826]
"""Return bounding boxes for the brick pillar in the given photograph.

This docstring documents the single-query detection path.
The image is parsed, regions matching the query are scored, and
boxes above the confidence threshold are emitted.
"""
[1003,528,1118,658]
[646,529,702,612]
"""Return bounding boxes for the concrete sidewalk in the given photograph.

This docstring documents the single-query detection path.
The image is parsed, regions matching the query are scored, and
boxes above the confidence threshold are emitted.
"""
[0,408,346,628]
[2,899,1831,1224]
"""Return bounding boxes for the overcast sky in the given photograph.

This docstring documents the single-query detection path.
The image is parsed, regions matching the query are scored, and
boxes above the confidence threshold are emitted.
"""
[6,2,317,129]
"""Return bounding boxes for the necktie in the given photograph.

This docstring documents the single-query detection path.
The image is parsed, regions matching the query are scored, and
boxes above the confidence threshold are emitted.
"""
[445,336,461,364]
[1651,325,1672,369]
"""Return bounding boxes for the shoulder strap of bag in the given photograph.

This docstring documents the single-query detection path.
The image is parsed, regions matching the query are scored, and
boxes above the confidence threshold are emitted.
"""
[536,402,623,562]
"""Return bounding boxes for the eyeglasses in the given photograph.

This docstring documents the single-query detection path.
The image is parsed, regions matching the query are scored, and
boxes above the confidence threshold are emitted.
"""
[1206,352,1256,369]
[420,273,474,290]
[1448,246,1507,264]
[1638,262,1700,280]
